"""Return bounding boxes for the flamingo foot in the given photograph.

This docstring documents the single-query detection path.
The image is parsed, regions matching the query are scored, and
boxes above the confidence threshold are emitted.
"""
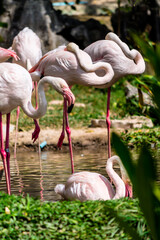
[32,119,40,143]
[57,131,65,149]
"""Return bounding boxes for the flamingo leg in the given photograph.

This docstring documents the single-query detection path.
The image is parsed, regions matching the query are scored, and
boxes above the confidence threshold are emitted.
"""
[14,106,20,159]
[57,100,66,149]
[106,87,111,159]
[64,99,74,174]
[32,119,40,143]
[34,81,41,154]
[0,113,10,194]
[5,113,11,185]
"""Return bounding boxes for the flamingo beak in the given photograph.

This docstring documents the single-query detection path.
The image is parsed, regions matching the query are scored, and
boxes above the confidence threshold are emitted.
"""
[7,48,20,61]
[68,103,74,113]
[125,183,133,198]
[63,88,75,113]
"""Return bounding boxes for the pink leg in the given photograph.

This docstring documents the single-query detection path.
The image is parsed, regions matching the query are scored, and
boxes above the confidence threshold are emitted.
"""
[6,113,11,185]
[35,82,41,154]
[57,100,65,149]
[106,87,111,159]
[64,99,74,174]
[14,106,20,159]
[32,119,40,143]
[0,113,10,194]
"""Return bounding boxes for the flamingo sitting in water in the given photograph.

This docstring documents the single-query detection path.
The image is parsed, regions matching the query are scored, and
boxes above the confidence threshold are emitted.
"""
[55,155,132,201]
[0,62,75,195]
[84,32,145,159]
[29,44,114,173]
[11,27,43,157]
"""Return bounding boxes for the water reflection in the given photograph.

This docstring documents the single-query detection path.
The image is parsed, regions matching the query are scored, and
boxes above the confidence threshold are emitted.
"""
[0,149,108,201]
[0,148,159,201]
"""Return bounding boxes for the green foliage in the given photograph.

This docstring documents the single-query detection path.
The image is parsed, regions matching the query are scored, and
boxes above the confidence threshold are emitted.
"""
[112,133,160,240]
[0,192,150,240]
[121,128,160,148]
[111,38,160,239]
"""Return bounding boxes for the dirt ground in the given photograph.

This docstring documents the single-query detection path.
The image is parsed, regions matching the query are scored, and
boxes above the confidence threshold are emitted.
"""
[9,127,118,152]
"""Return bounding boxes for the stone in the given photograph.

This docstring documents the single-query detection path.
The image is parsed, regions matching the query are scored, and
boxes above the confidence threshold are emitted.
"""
[91,116,153,129]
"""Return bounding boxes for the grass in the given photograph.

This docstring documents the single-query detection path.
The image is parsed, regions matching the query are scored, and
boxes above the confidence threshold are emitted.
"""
[0,192,151,240]
[9,82,127,131]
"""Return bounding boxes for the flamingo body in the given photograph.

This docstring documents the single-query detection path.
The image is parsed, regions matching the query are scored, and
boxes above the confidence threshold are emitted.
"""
[55,155,130,201]
[12,27,42,69]
[30,45,114,87]
[0,63,32,114]
[84,32,145,87]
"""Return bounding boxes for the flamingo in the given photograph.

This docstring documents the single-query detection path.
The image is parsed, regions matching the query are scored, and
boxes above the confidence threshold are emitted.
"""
[29,44,114,173]
[11,27,43,157]
[84,32,145,159]
[0,62,75,195]
[54,155,132,201]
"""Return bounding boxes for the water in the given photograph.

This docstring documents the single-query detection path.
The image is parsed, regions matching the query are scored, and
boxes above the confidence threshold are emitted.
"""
[0,148,160,201]
[0,149,108,201]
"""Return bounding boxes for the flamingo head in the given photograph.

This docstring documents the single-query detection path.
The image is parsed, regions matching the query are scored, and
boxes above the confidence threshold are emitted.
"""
[0,47,20,62]
[49,77,75,113]
[121,175,133,198]
[119,158,133,198]
[62,85,75,113]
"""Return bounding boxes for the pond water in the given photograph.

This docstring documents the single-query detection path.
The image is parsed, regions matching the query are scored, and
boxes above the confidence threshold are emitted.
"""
[0,148,160,201]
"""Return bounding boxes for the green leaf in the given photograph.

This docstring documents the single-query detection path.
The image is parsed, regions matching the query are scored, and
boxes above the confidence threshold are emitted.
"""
[112,132,136,183]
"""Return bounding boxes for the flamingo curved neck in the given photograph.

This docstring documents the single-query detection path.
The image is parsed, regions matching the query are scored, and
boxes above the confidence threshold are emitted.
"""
[106,156,126,199]
[106,32,145,74]
[66,42,114,87]
[21,77,48,119]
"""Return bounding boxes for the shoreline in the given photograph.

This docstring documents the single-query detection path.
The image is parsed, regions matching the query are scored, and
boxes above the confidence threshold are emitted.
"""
[9,127,112,152]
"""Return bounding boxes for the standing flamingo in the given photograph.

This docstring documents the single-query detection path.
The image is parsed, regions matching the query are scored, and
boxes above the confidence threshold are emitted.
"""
[11,27,43,157]
[0,62,75,195]
[55,155,132,201]
[84,32,145,159]
[29,45,114,173]
[0,46,19,180]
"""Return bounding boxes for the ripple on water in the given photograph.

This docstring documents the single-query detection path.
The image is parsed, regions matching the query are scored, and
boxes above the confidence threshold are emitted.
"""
[0,148,159,201]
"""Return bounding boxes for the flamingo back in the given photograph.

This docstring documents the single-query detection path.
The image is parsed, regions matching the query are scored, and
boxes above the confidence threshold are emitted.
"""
[0,63,32,114]
[12,27,42,69]
[55,171,115,201]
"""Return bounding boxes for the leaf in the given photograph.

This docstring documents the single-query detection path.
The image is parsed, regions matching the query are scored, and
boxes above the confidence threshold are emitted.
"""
[112,132,136,183]
[135,146,160,240]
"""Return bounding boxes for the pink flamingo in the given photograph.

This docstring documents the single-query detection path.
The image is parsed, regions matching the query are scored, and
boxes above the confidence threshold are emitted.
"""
[0,62,75,194]
[0,46,19,180]
[29,44,114,173]
[84,32,145,159]
[55,155,132,201]
[11,27,43,157]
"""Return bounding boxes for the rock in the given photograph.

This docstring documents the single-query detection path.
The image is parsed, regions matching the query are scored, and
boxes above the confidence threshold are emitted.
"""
[91,116,153,129]
[0,0,111,53]
[0,0,68,53]
[125,81,153,107]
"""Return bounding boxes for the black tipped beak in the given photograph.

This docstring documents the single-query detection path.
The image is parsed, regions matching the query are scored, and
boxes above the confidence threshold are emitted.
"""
[68,103,74,113]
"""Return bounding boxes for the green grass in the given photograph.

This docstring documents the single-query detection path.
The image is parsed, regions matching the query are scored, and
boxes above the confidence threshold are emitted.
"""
[10,83,127,131]
[0,192,151,240]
